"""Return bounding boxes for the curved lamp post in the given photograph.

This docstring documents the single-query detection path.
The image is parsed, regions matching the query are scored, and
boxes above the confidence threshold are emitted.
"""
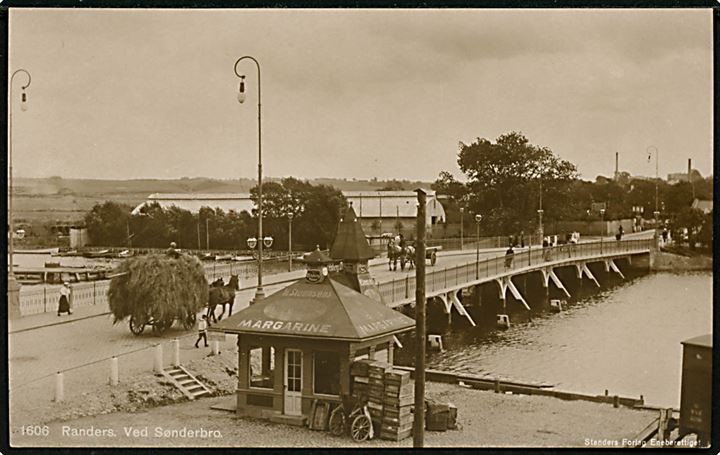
[8,69,31,318]
[235,56,265,302]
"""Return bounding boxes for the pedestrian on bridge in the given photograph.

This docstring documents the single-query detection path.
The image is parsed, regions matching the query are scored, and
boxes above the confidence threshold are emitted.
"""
[504,246,515,269]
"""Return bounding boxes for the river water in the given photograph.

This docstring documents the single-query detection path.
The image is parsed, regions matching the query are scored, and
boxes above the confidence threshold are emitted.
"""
[398,271,712,408]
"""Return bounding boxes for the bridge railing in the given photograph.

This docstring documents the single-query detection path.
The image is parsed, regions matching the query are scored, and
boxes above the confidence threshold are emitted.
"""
[379,238,653,305]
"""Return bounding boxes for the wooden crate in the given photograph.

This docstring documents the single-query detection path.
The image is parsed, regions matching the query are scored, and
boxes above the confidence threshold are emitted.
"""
[382,404,413,419]
[350,359,376,377]
[384,370,411,385]
[384,384,413,397]
[384,394,414,407]
[380,428,413,441]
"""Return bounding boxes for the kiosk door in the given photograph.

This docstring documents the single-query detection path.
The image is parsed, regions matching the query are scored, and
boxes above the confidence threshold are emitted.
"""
[284,349,303,416]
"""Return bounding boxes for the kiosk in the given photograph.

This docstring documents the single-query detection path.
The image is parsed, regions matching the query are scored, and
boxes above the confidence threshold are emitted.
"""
[210,205,414,425]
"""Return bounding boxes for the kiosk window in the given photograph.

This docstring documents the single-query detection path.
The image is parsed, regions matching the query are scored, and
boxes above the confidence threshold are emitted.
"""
[313,351,340,396]
[249,346,275,389]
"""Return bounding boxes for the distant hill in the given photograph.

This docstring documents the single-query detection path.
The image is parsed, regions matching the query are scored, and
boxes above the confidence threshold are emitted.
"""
[12,176,434,225]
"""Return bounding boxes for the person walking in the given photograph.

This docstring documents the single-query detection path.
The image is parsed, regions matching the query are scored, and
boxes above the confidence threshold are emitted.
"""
[195,315,209,348]
[504,246,515,269]
[57,282,72,316]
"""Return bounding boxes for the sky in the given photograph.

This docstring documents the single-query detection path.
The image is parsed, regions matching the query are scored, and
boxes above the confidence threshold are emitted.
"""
[8,8,713,183]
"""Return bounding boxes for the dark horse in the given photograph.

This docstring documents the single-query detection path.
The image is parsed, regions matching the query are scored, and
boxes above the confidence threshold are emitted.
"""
[388,240,415,271]
[206,275,239,323]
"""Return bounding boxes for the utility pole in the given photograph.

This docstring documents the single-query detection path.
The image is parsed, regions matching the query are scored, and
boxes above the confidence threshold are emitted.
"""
[206,217,210,250]
[413,188,427,448]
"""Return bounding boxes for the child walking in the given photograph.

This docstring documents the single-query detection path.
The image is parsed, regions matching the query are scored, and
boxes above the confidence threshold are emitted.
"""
[195,315,209,348]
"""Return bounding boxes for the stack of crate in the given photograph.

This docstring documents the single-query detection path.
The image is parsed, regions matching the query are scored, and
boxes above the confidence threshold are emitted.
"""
[349,359,373,399]
[380,369,414,441]
[367,362,392,425]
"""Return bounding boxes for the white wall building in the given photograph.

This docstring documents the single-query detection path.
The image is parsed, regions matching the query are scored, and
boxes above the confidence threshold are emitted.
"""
[131,190,447,235]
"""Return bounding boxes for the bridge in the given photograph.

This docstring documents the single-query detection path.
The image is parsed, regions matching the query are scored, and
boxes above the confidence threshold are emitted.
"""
[376,237,655,328]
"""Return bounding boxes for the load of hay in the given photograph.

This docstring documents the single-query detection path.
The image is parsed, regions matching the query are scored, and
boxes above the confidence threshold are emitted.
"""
[108,253,208,325]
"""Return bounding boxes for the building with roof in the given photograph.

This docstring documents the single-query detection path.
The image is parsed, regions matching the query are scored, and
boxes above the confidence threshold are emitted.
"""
[131,190,447,236]
[691,198,712,214]
[209,205,414,424]
[131,193,254,215]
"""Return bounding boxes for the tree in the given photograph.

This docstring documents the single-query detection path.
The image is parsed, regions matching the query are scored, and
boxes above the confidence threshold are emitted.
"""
[84,201,133,247]
[432,171,468,204]
[250,179,347,250]
[454,132,578,235]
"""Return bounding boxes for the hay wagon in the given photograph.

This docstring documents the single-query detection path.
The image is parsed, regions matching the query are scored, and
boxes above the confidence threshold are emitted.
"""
[108,253,209,337]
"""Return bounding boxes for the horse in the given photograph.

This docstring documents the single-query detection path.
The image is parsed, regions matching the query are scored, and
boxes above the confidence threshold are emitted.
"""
[206,275,239,323]
[388,240,416,271]
[388,240,403,271]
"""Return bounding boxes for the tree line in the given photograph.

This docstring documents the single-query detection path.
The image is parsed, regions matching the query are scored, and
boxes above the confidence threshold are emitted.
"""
[84,178,347,251]
[432,132,712,247]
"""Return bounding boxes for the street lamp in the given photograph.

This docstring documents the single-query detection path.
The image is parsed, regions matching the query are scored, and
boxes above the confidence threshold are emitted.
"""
[600,208,606,237]
[8,69,31,320]
[537,209,544,244]
[647,145,659,216]
[287,212,294,272]
[235,56,265,302]
[459,207,464,250]
[474,214,482,279]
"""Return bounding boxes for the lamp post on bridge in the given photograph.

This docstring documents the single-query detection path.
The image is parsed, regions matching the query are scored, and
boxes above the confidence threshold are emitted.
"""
[287,212,294,272]
[459,207,464,250]
[8,68,31,320]
[235,55,265,302]
[474,214,482,279]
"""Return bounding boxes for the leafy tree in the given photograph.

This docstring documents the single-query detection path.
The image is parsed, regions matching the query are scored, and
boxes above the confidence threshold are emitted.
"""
[84,201,133,246]
[250,179,347,250]
[455,132,578,235]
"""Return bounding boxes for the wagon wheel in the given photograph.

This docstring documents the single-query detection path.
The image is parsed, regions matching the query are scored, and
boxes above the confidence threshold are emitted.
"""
[183,312,197,330]
[351,413,373,442]
[328,405,346,436]
[129,315,145,336]
[430,251,437,266]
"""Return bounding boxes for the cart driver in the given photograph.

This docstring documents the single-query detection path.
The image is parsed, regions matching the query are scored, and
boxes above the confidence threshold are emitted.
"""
[166,242,180,258]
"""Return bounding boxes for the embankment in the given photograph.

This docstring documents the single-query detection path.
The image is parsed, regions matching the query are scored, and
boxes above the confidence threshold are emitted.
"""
[650,250,712,271]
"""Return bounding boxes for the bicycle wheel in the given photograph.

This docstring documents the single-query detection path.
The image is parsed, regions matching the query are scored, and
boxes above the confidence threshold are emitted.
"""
[328,405,346,436]
[351,414,373,442]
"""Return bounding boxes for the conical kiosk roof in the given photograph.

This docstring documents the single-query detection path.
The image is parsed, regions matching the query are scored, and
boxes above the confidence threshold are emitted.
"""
[210,276,414,342]
[330,204,375,261]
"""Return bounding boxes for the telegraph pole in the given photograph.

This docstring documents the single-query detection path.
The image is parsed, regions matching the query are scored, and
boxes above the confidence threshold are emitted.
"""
[413,188,427,448]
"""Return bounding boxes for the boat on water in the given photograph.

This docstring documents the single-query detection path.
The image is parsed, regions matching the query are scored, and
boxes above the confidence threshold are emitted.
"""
[16,247,60,255]
[11,266,114,285]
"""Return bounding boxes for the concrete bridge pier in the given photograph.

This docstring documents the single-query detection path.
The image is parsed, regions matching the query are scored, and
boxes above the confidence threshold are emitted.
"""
[524,271,551,311]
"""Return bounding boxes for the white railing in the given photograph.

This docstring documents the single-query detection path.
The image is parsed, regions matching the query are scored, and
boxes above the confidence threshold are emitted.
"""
[379,238,654,305]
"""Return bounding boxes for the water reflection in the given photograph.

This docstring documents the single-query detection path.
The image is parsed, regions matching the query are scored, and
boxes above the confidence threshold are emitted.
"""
[397,272,711,407]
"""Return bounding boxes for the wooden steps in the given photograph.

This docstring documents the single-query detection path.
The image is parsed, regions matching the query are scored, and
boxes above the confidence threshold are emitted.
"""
[162,365,212,400]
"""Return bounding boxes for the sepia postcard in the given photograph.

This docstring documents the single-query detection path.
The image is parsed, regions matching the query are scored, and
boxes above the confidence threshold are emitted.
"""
[4,6,715,450]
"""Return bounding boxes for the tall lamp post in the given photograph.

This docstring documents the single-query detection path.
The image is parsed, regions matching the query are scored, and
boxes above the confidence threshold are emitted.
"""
[474,214,482,279]
[287,212,294,272]
[647,145,659,217]
[459,207,464,250]
[8,69,31,320]
[235,56,265,302]
[537,176,544,243]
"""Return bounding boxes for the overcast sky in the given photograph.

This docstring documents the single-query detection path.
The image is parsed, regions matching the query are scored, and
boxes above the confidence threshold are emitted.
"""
[8,8,713,183]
